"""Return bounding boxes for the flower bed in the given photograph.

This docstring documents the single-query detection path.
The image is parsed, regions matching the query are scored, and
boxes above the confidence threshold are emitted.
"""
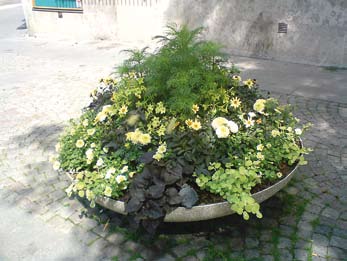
[51,25,310,233]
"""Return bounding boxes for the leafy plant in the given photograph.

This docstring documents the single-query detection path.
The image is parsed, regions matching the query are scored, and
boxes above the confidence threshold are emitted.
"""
[52,24,311,234]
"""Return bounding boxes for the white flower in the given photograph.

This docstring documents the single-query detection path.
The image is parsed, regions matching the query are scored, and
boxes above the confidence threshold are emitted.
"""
[120,166,128,173]
[82,119,89,127]
[116,175,127,184]
[96,158,104,167]
[257,144,264,151]
[295,128,302,135]
[53,161,60,170]
[244,117,255,128]
[227,120,239,133]
[216,126,230,138]
[91,143,96,148]
[248,112,256,118]
[105,167,116,179]
[287,127,292,132]
[87,128,96,136]
[211,117,228,130]
[75,139,85,148]
[85,148,94,161]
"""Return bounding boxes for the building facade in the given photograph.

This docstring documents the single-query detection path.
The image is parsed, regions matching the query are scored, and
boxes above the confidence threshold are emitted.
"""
[22,0,347,66]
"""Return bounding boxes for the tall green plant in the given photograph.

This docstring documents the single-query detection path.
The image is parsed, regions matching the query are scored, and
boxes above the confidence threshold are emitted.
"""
[118,24,234,117]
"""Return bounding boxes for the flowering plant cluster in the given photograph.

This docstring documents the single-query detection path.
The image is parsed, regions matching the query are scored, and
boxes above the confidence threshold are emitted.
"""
[52,25,310,233]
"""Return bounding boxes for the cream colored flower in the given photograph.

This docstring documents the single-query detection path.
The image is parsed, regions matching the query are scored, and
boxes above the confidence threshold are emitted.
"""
[129,172,135,178]
[91,143,96,148]
[85,148,94,161]
[231,97,241,109]
[271,129,280,137]
[192,104,199,114]
[120,166,128,173]
[185,119,193,127]
[232,75,241,81]
[116,175,127,184]
[53,161,60,170]
[139,133,151,145]
[248,112,256,118]
[82,119,89,127]
[295,128,302,135]
[104,186,112,197]
[253,99,266,113]
[87,128,96,136]
[211,117,228,130]
[55,143,61,152]
[155,102,166,114]
[153,152,164,161]
[157,143,167,154]
[191,120,202,130]
[119,105,128,115]
[216,125,230,138]
[277,172,283,178]
[105,167,116,179]
[257,144,264,151]
[76,139,85,148]
[96,158,104,167]
[256,152,264,160]
[243,79,254,88]
[227,120,239,133]
[95,111,107,123]
[244,117,255,128]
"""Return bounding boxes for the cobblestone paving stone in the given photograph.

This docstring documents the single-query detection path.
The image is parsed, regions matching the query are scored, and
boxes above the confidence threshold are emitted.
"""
[1,41,347,260]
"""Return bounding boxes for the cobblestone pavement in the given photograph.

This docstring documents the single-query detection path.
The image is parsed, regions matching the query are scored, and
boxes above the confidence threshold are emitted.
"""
[1,11,347,261]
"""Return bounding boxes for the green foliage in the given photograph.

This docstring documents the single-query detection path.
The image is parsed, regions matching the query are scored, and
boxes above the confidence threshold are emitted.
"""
[118,24,235,117]
[53,25,311,234]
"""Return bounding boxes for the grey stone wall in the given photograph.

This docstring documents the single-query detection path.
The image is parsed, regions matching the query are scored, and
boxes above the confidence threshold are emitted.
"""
[166,0,347,66]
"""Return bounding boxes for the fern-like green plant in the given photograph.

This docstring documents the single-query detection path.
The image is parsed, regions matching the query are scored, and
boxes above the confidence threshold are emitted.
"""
[118,24,234,117]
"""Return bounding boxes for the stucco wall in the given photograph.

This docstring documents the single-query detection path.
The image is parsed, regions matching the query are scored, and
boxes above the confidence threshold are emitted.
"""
[22,0,347,66]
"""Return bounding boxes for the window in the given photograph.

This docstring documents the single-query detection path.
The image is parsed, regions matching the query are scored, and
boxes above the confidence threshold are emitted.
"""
[32,0,83,12]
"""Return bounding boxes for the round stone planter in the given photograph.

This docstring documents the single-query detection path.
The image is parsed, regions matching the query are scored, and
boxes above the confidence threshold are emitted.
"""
[65,140,302,223]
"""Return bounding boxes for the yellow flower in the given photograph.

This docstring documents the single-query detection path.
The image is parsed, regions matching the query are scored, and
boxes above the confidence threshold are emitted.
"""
[277,172,283,178]
[125,132,134,141]
[216,125,230,138]
[91,143,96,148]
[185,119,193,127]
[231,97,241,109]
[129,172,135,178]
[139,133,151,145]
[155,102,166,114]
[191,120,202,130]
[82,119,89,127]
[211,117,228,130]
[76,139,85,148]
[121,166,128,173]
[153,152,164,161]
[232,75,242,81]
[102,105,112,114]
[244,118,254,128]
[192,104,199,114]
[256,152,264,160]
[52,161,60,170]
[116,175,127,184]
[157,125,166,136]
[253,99,266,113]
[271,129,280,137]
[87,128,96,136]
[256,118,262,124]
[157,143,167,154]
[104,186,112,197]
[119,105,128,116]
[243,79,254,88]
